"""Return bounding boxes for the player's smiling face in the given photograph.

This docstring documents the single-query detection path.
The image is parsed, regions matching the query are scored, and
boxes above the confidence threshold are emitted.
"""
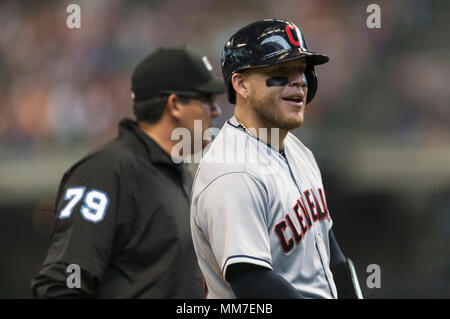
[244,58,308,130]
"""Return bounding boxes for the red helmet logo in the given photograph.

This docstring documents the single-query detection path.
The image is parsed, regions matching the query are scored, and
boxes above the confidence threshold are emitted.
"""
[285,25,301,47]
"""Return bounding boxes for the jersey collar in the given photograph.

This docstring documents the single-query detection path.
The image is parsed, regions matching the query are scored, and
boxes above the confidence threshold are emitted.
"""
[119,118,183,167]
[226,115,286,158]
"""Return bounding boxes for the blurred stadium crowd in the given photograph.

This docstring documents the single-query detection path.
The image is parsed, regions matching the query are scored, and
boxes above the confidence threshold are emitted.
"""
[0,0,448,298]
[0,0,448,151]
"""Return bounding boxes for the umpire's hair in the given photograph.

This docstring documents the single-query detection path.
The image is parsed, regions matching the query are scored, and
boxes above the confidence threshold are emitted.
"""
[133,95,190,123]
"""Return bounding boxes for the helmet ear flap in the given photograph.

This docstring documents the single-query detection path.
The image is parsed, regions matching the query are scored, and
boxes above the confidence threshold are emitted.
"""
[227,76,237,104]
[305,67,318,104]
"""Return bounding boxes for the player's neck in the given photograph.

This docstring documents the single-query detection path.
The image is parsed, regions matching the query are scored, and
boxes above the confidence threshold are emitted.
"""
[234,109,288,151]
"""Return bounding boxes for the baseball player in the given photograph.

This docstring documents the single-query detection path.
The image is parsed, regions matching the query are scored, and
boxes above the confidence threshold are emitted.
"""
[31,45,225,298]
[190,19,362,298]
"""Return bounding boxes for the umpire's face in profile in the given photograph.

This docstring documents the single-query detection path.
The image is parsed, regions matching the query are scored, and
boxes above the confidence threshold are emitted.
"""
[234,58,308,131]
[169,93,222,153]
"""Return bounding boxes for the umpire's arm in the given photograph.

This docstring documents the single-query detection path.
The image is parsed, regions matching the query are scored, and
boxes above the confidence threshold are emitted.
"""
[31,262,99,298]
[31,152,122,298]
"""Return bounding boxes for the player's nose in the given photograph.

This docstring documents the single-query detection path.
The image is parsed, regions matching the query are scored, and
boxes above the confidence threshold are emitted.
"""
[289,72,307,88]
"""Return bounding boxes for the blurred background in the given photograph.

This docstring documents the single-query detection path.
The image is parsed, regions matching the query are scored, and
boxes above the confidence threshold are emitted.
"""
[0,0,448,298]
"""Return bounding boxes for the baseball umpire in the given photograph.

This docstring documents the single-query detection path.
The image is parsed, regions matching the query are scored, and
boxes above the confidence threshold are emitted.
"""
[190,19,363,298]
[31,45,224,298]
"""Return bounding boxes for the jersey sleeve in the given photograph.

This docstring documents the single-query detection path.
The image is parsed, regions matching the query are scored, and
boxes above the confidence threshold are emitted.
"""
[195,172,273,280]
[42,151,124,282]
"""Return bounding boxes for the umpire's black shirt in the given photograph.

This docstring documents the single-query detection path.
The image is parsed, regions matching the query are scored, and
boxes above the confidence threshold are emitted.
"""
[31,118,204,298]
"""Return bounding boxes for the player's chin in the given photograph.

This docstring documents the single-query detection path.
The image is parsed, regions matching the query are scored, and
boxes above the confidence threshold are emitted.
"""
[288,115,304,130]
[280,108,305,130]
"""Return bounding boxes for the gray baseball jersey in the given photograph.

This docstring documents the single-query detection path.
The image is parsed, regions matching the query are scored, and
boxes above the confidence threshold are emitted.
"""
[190,115,337,299]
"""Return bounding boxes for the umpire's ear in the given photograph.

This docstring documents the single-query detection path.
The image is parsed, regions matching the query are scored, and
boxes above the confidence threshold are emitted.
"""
[166,93,182,120]
[231,73,249,102]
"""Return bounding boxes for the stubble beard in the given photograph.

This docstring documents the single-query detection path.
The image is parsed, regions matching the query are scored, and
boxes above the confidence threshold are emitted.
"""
[249,90,304,131]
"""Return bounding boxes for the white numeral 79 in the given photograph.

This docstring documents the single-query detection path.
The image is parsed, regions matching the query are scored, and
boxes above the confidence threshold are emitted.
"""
[59,187,109,223]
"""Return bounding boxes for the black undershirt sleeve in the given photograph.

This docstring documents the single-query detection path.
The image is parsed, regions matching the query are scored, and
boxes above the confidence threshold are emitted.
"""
[226,263,305,299]
[329,228,361,298]
[227,229,348,299]
[329,228,347,267]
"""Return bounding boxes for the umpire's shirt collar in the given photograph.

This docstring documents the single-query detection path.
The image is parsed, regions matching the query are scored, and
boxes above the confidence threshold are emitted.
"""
[119,118,179,165]
[118,118,192,198]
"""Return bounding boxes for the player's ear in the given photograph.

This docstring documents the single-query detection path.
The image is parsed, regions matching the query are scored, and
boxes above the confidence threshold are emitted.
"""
[231,73,249,101]
[167,93,182,120]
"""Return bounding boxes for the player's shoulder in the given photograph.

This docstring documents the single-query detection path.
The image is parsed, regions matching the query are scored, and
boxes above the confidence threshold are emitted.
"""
[285,132,316,159]
[194,123,264,189]
[195,120,264,183]
[285,132,323,180]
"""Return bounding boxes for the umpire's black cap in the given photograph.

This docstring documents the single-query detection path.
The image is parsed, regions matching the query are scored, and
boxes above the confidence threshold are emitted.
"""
[131,45,226,102]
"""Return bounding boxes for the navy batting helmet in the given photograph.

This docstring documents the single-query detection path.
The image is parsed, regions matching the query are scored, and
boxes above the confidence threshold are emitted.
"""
[221,19,329,104]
